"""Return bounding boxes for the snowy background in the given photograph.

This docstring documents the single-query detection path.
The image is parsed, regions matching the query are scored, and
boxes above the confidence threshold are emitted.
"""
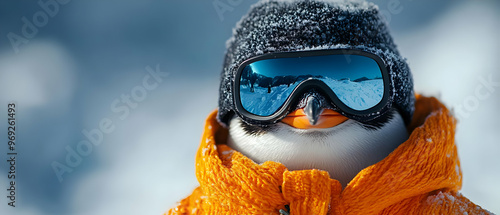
[0,0,499,214]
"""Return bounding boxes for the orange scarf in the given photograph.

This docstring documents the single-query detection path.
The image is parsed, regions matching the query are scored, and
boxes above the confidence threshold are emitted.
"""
[167,96,490,215]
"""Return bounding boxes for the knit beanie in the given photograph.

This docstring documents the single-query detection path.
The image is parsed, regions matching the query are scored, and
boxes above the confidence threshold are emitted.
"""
[217,0,415,127]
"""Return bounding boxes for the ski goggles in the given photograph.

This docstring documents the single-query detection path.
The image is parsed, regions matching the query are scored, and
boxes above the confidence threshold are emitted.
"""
[233,49,391,123]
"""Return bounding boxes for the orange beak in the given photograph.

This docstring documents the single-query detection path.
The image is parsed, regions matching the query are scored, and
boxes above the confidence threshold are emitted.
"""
[281,109,348,129]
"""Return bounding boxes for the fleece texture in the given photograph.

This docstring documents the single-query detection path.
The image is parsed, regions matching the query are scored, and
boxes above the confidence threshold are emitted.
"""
[218,0,415,127]
[167,95,490,215]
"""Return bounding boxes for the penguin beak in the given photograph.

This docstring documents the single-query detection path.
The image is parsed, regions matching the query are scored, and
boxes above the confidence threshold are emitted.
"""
[281,96,348,129]
[304,95,323,125]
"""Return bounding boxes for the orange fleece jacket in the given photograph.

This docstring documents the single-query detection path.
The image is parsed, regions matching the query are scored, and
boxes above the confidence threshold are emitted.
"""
[167,96,491,215]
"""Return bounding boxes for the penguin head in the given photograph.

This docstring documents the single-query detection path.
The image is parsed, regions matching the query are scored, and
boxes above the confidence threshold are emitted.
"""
[217,0,415,187]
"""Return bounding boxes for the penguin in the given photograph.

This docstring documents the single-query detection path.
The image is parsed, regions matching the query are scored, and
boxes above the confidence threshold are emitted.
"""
[226,90,409,187]
[216,0,416,187]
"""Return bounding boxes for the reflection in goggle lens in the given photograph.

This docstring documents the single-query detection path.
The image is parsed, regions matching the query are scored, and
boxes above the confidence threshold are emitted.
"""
[239,54,384,116]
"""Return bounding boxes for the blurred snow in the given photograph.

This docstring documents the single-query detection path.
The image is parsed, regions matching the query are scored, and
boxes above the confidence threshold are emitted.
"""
[0,40,79,214]
[69,76,217,215]
[0,41,76,109]
[0,180,43,215]
[397,1,500,213]
[0,0,498,215]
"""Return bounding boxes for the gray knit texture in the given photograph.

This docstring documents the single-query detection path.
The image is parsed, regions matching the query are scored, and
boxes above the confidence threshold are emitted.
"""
[217,0,415,127]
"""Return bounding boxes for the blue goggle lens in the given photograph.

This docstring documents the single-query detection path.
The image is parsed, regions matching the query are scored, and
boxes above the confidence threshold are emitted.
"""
[239,54,385,117]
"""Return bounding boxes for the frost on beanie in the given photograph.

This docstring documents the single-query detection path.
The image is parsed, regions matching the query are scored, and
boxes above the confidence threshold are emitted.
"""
[217,0,415,127]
